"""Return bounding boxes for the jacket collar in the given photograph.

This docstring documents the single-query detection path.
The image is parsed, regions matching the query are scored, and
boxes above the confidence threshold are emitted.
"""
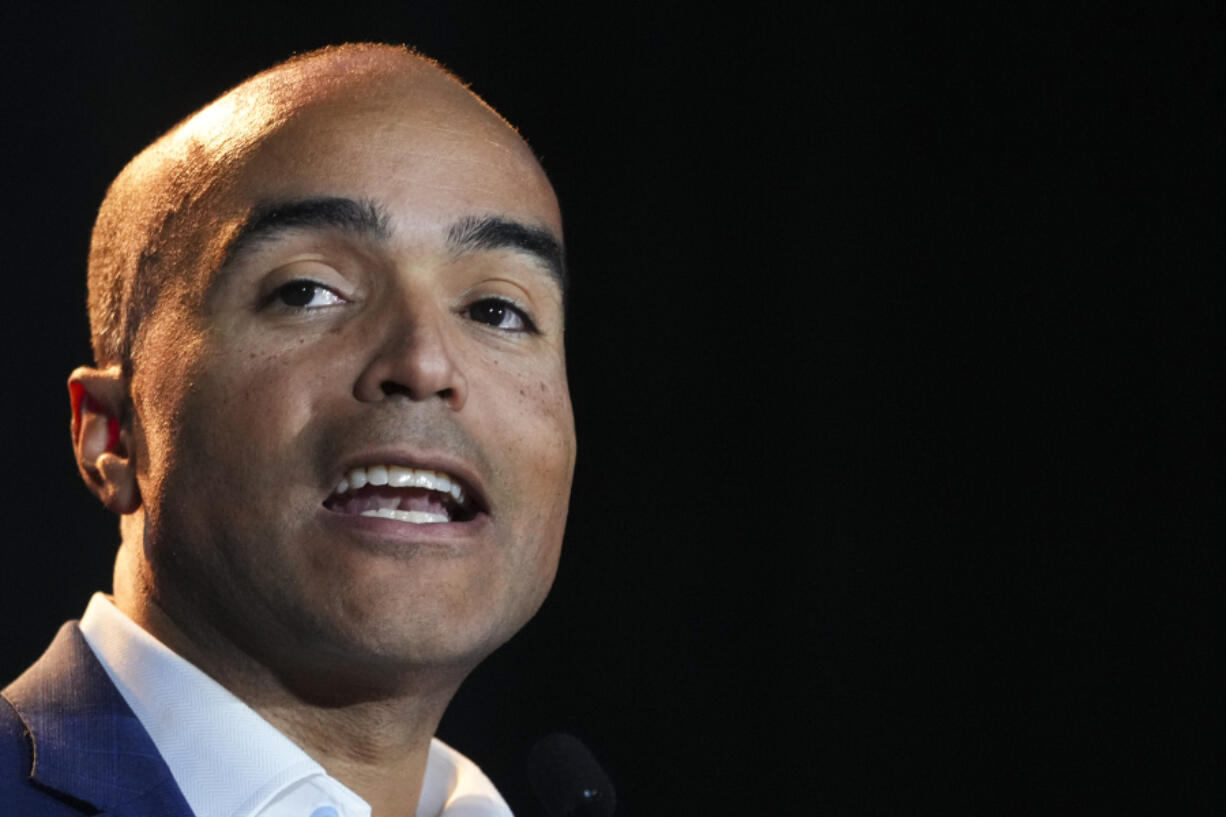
[2,621,194,816]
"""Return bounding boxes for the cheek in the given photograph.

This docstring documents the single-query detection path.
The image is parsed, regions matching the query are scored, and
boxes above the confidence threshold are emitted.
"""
[503,367,577,545]
[194,342,334,456]
[497,354,576,483]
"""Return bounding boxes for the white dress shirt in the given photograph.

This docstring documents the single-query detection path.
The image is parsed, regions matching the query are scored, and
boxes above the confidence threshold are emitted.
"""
[78,594,512,817]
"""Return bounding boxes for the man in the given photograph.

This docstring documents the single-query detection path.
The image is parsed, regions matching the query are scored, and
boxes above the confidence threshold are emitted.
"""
[1,43,576,817]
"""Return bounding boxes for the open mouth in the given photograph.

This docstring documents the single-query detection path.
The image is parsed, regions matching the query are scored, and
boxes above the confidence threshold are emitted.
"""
[323,464,481,524]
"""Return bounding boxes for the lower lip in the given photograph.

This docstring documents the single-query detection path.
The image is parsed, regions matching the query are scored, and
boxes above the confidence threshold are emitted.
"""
[316,505,493,548]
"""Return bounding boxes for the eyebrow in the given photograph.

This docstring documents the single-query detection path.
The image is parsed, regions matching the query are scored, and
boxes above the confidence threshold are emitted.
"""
[225,197,391,262]
[224,198,567,294]
[447,214,567,293]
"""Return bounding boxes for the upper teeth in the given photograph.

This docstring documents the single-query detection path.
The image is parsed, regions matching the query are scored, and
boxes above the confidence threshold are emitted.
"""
[333,465,466,505]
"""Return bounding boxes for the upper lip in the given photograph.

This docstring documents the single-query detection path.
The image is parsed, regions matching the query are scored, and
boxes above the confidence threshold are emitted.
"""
[326,449,491,514]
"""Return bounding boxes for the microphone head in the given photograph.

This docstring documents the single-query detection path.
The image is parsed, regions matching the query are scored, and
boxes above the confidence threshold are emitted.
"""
[527,732,617,817]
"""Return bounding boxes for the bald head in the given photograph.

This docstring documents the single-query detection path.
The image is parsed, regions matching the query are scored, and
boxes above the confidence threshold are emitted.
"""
[87,44,555,372]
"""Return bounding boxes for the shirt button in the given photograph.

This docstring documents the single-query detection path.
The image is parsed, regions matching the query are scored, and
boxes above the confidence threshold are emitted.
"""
[310,807,340,817]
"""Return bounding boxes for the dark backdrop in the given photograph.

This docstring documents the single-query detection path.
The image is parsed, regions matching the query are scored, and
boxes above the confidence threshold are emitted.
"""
[0,4,1215,815]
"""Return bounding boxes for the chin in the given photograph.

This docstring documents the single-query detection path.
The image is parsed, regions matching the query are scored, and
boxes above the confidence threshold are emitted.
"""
[295,587,532,679]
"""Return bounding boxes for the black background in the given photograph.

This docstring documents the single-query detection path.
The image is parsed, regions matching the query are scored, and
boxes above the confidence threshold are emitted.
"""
[0,4,1217,815]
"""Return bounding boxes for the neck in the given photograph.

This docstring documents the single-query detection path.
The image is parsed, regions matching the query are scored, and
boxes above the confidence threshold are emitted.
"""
[260,695,441,817]
[113,551,468,816]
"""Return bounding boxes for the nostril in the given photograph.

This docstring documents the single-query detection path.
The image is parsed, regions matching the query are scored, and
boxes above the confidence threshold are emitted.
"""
[380,381,412,398]
[379,382,454,400]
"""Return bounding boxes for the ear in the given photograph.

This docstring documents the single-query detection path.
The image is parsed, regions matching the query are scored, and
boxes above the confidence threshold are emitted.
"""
[69,365,141,515]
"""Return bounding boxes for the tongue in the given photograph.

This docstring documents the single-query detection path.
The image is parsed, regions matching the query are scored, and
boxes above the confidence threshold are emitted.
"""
[332,486,452,520]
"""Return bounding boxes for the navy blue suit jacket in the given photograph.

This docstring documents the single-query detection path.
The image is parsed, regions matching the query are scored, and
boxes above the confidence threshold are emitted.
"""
[1,622,194,815]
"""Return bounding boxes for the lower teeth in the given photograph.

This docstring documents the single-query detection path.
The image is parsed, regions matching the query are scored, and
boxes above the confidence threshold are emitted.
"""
[359,508,449,524]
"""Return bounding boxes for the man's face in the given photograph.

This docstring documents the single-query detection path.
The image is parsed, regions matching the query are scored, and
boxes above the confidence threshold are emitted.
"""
[126,72,575,684]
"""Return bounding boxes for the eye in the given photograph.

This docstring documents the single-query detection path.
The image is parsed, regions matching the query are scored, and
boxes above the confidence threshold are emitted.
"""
[466,297,537,333]
[272,280,346,309]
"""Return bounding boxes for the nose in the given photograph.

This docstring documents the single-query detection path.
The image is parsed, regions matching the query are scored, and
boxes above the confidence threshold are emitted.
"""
[353,302,468,410]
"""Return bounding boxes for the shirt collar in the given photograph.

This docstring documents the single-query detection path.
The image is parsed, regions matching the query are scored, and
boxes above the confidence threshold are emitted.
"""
[78,593,368,817]
[418,738,513,817]
[77,593,512,817]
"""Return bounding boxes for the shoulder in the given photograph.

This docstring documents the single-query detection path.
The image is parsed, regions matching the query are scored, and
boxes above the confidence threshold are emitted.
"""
[0,656,92,814]
[1,620,194,816]
[0,690,33,786]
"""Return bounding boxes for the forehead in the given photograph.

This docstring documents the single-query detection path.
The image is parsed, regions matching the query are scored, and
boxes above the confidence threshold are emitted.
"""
[214,71,562,245]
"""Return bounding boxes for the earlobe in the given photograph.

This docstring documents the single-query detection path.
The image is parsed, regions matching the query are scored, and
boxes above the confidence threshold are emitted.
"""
[69,365,141,515]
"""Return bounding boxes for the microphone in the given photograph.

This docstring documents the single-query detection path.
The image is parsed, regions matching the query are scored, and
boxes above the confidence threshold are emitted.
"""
[527,732,617,817]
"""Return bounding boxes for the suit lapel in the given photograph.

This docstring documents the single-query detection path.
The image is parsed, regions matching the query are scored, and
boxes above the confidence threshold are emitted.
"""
[3,622,195,816]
